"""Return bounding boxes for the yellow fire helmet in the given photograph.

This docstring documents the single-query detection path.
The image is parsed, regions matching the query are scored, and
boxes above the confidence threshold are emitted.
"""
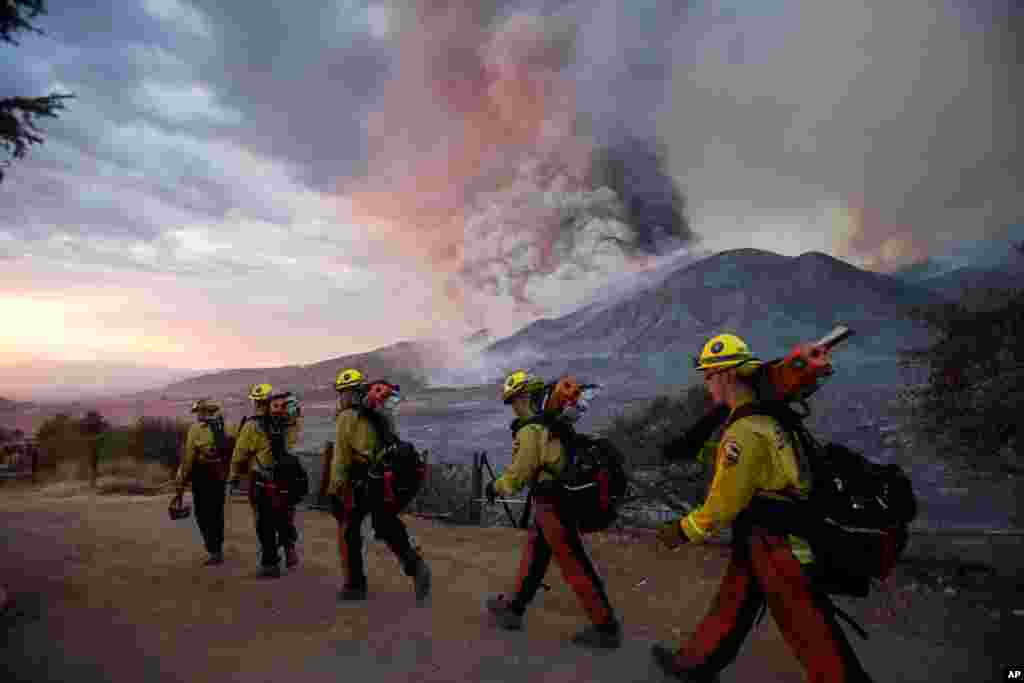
[502,370,546,404]
[248,383,274,401]
[694,333,760,372]
[335,368,366,392]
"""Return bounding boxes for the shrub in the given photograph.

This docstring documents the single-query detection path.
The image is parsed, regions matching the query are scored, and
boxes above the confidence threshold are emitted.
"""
[599,383,716,513]
[34,413,88,472]
[600,383,712,468]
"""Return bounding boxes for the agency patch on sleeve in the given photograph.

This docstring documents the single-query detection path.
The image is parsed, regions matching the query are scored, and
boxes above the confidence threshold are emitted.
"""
[723,440,742,467]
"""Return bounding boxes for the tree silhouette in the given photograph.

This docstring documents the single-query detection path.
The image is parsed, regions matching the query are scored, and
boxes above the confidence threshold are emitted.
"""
[1,0,74,183]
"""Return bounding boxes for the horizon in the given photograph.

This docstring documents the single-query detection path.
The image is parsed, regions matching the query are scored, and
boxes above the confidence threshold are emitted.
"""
[4,241,1022,405]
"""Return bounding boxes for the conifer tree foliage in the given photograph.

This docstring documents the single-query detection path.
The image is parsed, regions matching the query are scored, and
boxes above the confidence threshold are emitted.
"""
[1,0,74,183]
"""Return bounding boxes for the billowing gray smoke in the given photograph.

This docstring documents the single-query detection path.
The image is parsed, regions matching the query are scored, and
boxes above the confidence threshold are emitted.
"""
[588,136,693,254]
[342,0,697,334]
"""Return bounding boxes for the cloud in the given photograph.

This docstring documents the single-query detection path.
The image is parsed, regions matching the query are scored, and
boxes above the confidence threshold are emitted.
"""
[141,0,213,39]
[135,80,243,125]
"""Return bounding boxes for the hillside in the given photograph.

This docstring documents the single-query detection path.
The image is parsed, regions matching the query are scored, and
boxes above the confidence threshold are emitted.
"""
[916,264,1024,300]
[484,249,946,384]
[0,361,199,403]
[146,339,455,401]
[0,397,32,413]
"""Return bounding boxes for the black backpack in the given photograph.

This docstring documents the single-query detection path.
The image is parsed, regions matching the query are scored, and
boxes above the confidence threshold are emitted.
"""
[197,416,231,480]
[518,414,630,533]
[222,415,247,463]
[354,406,427,513]
[262,416,310,506]
[730,402,917,597]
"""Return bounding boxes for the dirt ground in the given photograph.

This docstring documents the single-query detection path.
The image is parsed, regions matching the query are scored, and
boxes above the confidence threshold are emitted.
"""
[0,483,1015,683]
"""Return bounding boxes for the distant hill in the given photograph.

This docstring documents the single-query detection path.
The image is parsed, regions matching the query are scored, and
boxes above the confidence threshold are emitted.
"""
[482,248,948,387]
[890,255,1024,311]
[0,397,33,412]
[913,265,1024,299]
[0,361,199,403]
[146,339,455,401]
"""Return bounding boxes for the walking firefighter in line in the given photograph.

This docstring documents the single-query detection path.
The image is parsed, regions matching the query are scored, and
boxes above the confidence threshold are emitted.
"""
[173,398,235,566]
[228,384,305,578]
[651,333,874,683]
[325,368,432,605]
[484,370,622,650]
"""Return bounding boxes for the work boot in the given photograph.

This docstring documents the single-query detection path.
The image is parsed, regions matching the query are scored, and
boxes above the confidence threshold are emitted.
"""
[486,594,524,631]
[203,551,224,566]
[651,644,719,682]
[285,546,299,569]
[413,560,431,605]
[259,564,282,578]
[337,585,368,602]
[571,621,622,650]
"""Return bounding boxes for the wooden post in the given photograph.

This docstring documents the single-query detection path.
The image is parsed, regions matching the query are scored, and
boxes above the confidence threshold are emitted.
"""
[470,452,483,525]
[89,436,100,489]
[318,440,334,507]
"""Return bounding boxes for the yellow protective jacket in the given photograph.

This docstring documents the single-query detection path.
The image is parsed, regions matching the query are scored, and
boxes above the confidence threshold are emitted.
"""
[176,420,238,485]
[680,394,814,563]
[326,408,386,496]
[228,416,302,481]
[493,416,566,497]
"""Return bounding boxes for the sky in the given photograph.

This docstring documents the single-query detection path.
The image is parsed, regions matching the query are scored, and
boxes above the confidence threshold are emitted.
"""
[0,0,1020,379]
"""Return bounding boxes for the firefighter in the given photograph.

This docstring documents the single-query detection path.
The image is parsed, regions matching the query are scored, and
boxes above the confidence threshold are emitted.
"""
[279,391,304,566]
[174,398,232,566]
[484,370,622,650]
[228,384,302,578]
[652,333,874,682]
[326,369,431,604]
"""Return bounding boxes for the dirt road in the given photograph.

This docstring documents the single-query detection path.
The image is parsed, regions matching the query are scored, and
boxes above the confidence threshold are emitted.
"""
[0,486,1010,682]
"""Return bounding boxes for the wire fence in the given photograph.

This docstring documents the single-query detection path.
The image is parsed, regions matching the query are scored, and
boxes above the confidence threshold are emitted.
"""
[202,442,1024,535]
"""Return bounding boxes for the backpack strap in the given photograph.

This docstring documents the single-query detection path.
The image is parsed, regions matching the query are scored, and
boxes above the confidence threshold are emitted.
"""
[724,401,817,484]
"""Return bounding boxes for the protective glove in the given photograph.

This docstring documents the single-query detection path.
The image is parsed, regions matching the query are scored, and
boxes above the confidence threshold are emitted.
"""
[656,518,689,550]
[484,481,497,505]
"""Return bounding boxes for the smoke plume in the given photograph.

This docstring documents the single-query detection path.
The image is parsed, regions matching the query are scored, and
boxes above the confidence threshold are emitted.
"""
[340,1,694,334]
